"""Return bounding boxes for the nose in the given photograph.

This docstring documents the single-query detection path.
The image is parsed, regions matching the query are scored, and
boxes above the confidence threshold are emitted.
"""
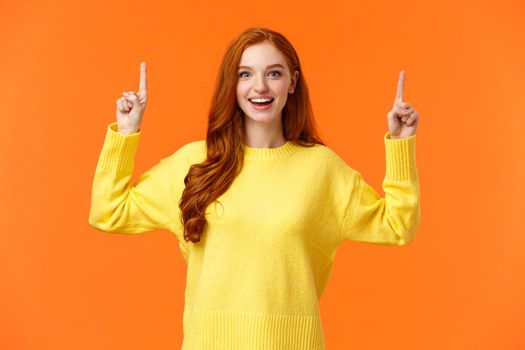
[253,74,269,93]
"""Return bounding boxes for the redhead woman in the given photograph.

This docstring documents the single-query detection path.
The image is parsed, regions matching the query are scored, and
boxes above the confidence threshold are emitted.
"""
[89,27,421,349]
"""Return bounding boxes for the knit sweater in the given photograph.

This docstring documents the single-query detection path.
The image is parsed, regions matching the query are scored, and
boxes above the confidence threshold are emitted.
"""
[89,121,421,350]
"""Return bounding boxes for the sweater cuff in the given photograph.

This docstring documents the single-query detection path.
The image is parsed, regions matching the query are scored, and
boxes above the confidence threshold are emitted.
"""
[97,122,142,174]
[383,131,418,182]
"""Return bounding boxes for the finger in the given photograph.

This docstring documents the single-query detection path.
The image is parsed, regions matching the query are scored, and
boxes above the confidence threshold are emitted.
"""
[139,61,147,97]
[117,98,124,112]
[394,108,407,118]
[407,111,419,126]
[121,98,131,112]
[118,98,125,112]
[123,91,138,104]
[397,101,411,110]
[121,98,129,112]
[405,111,416,125]
[126,92,137,101]
[395,102,413,115]
[395,70,406,102]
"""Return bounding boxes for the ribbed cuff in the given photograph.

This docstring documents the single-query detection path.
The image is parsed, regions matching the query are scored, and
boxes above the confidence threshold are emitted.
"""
[383,131,418,182]
[97,122,142,174]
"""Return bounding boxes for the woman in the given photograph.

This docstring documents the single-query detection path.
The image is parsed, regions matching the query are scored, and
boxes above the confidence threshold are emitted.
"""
[89,27,421,350]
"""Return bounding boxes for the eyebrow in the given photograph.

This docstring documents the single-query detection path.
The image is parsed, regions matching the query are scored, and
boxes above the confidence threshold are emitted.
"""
[238,63,285,70]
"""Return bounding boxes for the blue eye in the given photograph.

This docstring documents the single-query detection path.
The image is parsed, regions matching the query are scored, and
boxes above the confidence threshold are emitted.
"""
[238,71,282,78]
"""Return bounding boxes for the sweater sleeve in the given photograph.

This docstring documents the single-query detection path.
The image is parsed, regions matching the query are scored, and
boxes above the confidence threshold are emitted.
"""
[339,132,421,246]
[88,122,192,260]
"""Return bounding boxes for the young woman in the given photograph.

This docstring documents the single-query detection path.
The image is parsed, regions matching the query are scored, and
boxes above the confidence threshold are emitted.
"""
[89,27,421,349]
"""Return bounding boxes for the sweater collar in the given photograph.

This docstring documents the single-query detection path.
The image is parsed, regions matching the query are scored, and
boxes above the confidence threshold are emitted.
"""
[242,140,299,160]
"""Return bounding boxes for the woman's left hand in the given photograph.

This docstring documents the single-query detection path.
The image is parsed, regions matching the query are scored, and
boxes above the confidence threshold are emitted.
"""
[387,70,419,139]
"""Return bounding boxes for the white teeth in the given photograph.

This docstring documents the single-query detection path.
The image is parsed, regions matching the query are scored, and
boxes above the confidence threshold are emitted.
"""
[250,98,273,102]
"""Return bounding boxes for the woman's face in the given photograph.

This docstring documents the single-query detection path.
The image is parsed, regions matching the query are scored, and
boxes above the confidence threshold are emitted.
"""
[236,41,298,124]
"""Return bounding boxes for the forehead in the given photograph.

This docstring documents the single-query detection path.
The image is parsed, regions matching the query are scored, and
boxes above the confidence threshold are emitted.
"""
[239,41,287,67]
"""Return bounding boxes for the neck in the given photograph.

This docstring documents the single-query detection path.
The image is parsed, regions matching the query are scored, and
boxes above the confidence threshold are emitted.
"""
[243,114,286,148]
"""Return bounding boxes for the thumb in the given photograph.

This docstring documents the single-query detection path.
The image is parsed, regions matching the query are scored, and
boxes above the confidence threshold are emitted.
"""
[123,91,140,108]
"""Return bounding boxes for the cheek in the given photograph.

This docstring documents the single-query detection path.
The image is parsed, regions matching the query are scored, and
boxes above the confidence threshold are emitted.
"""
[236,86,248,101]
[275,85,290,102]
[236,86,248,109]
[236,92,244,104]
[274,81,291,95]
[237,80,250,91]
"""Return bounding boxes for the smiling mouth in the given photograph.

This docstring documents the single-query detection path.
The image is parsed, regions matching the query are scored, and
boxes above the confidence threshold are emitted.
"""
[249,98,274,106]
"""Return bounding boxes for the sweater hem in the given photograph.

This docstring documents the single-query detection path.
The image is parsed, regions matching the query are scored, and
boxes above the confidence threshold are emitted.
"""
[181,309,326,349]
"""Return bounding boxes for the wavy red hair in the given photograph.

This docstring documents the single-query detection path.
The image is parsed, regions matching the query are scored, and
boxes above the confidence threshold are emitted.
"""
[179,27,325,244]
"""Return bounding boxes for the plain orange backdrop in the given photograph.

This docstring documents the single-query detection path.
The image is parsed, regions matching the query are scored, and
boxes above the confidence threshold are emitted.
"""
[1,0,524,349]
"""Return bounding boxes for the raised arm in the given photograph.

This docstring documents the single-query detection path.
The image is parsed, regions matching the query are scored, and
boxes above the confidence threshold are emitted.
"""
[340,133,421,246]
[89,61,173,232]
[88,62,196,262]
[340,70,421,246]
[88,122,176,234]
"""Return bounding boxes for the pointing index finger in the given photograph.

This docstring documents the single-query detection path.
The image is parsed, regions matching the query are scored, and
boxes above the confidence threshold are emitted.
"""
[139,61,147,95]
[396,70,405,102]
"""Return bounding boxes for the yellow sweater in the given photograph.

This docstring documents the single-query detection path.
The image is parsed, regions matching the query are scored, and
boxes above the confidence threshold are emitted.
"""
[89,121,421,350]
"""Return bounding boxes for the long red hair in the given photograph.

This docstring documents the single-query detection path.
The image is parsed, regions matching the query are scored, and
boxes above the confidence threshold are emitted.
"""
[179,27,325,243]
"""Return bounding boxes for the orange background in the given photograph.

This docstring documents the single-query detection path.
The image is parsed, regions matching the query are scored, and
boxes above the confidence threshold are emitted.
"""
[1,0,524,349]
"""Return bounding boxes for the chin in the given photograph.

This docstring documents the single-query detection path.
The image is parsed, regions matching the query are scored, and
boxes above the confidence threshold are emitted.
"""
[244,112,280,123]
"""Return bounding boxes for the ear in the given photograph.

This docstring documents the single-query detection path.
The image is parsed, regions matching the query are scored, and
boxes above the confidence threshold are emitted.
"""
[289,70,299,94]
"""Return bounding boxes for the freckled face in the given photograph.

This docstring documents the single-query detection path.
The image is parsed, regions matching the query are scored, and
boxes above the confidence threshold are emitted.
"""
[236,41,297,124]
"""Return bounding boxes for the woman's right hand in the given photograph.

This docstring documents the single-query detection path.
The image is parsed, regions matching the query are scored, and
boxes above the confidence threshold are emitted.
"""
[116,61,148,134]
